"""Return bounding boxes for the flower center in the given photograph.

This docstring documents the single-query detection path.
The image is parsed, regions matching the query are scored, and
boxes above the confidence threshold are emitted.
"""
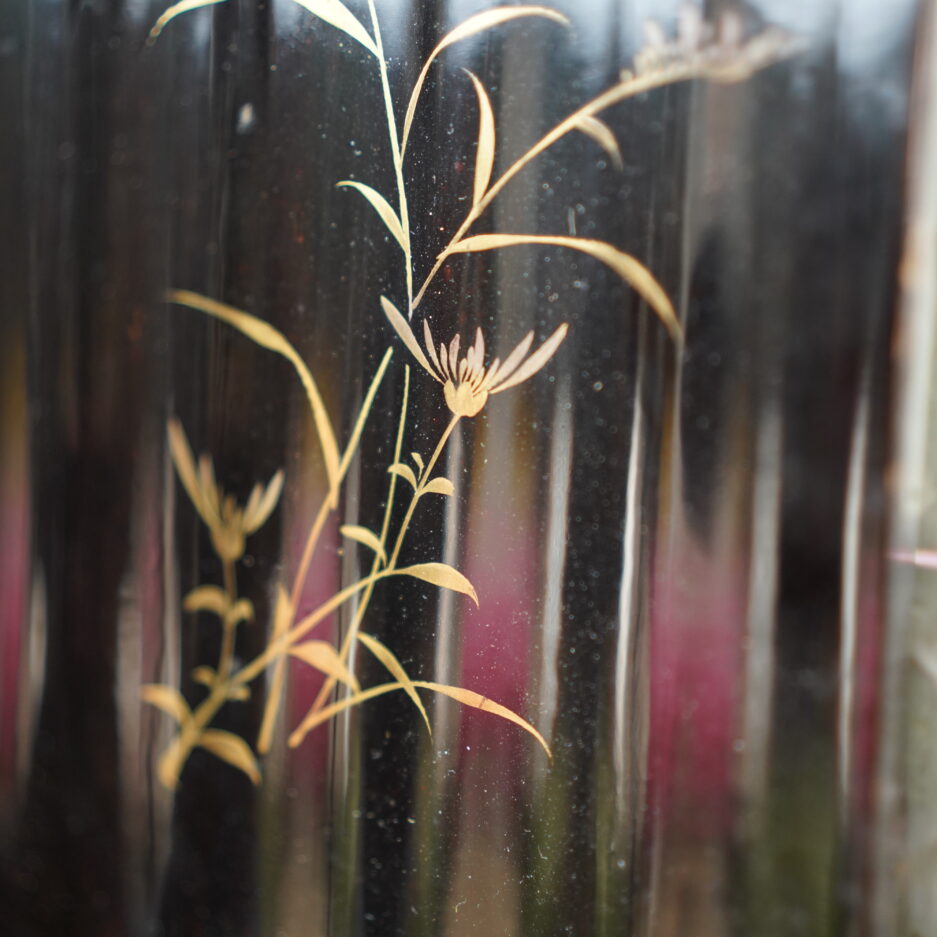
[444,380,488,418]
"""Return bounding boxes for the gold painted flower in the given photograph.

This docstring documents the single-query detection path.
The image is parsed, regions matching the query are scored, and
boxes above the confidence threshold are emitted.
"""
[382,297,568,418]
[167,418,284,562]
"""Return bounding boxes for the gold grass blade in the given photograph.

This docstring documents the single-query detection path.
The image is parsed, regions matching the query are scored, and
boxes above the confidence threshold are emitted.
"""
[391,562,479,606]
[447,235,681,341]
[166,290,341,495]
[285,680,550,759]
[341,524,387,565]
[141,685,192,726]
[291,0,378,57]
[412,681,552,759]
[289,640,361,692]
[356,633,431,736]
[147,0,227,46]
[388,462,418,489]
[337,182,408,253]
[422,477,455,497]
[198,729,262,784]
[575,116,623,170]
[464,70,495,206]
[183,585,228,617]
[401,6,569,155]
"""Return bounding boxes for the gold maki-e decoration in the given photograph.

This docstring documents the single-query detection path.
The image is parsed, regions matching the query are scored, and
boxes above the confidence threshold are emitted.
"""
[142,1,797,788]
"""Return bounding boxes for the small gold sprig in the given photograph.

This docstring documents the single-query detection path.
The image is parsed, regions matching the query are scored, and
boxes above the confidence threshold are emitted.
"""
[167,418,284,563]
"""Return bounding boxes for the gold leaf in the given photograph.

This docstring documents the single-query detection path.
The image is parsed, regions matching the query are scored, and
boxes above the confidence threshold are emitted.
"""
[340,524,387,565]
[167,419,206,518]
[226,598,255,628]
[166,291,341,496]
[447,235,681,340]
[288,682,406,746]
[392,562,478,605]
[141,685,192,726]
[422,477,455,497]
[198,729,261,784]
[183,585,228,617]
[157,736,187,789]
[381,296,436,377]
[411,452,424,473]
[147,0,227,46]
[289,640,361,692]
[575,115,623,170]
[412,680,551,759]
[337,182,408,252]
[291,0,378,57]
[388,462,418,489]
[191,666,216,687]
[357,633,431,736]
[401,6,569,154]
[464,70,495,205]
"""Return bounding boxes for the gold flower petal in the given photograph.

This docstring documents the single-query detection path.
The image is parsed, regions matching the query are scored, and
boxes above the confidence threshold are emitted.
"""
[382,296,439,381]
[486,330,533,387]
[244,469,285,533]
[491,323,568,394]
[423,319,442,374]
[167,419,207,518]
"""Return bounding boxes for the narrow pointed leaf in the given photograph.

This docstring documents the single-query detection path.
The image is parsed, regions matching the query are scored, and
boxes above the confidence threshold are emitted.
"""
[447,235,681,340]
[402,6,569,153]
[183,585,228,617]
[422,477,455,497]
[141,685,192,726]
[290,640,361,692]
[291,0,378,57]
[166,291,341,494]
[464,71,495,205]
[412,681,551,759]
[388,462,418,489]
[198,729,261,784]
[337,182,408,252]
[341,525,387,565]
[156,736,188,789]
[147,0,227,45]
[392,562,478,605]
[288,681,408,746]
[357,633,431,736]
[576,116,623,170]
[411,452,424,473]
[381,296,436,378]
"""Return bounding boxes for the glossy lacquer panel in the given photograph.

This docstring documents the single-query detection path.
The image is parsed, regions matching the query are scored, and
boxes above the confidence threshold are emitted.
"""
[0,1,929,936]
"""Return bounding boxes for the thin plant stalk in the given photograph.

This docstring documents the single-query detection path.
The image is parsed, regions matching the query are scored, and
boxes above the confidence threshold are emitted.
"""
[367,0,413,309]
